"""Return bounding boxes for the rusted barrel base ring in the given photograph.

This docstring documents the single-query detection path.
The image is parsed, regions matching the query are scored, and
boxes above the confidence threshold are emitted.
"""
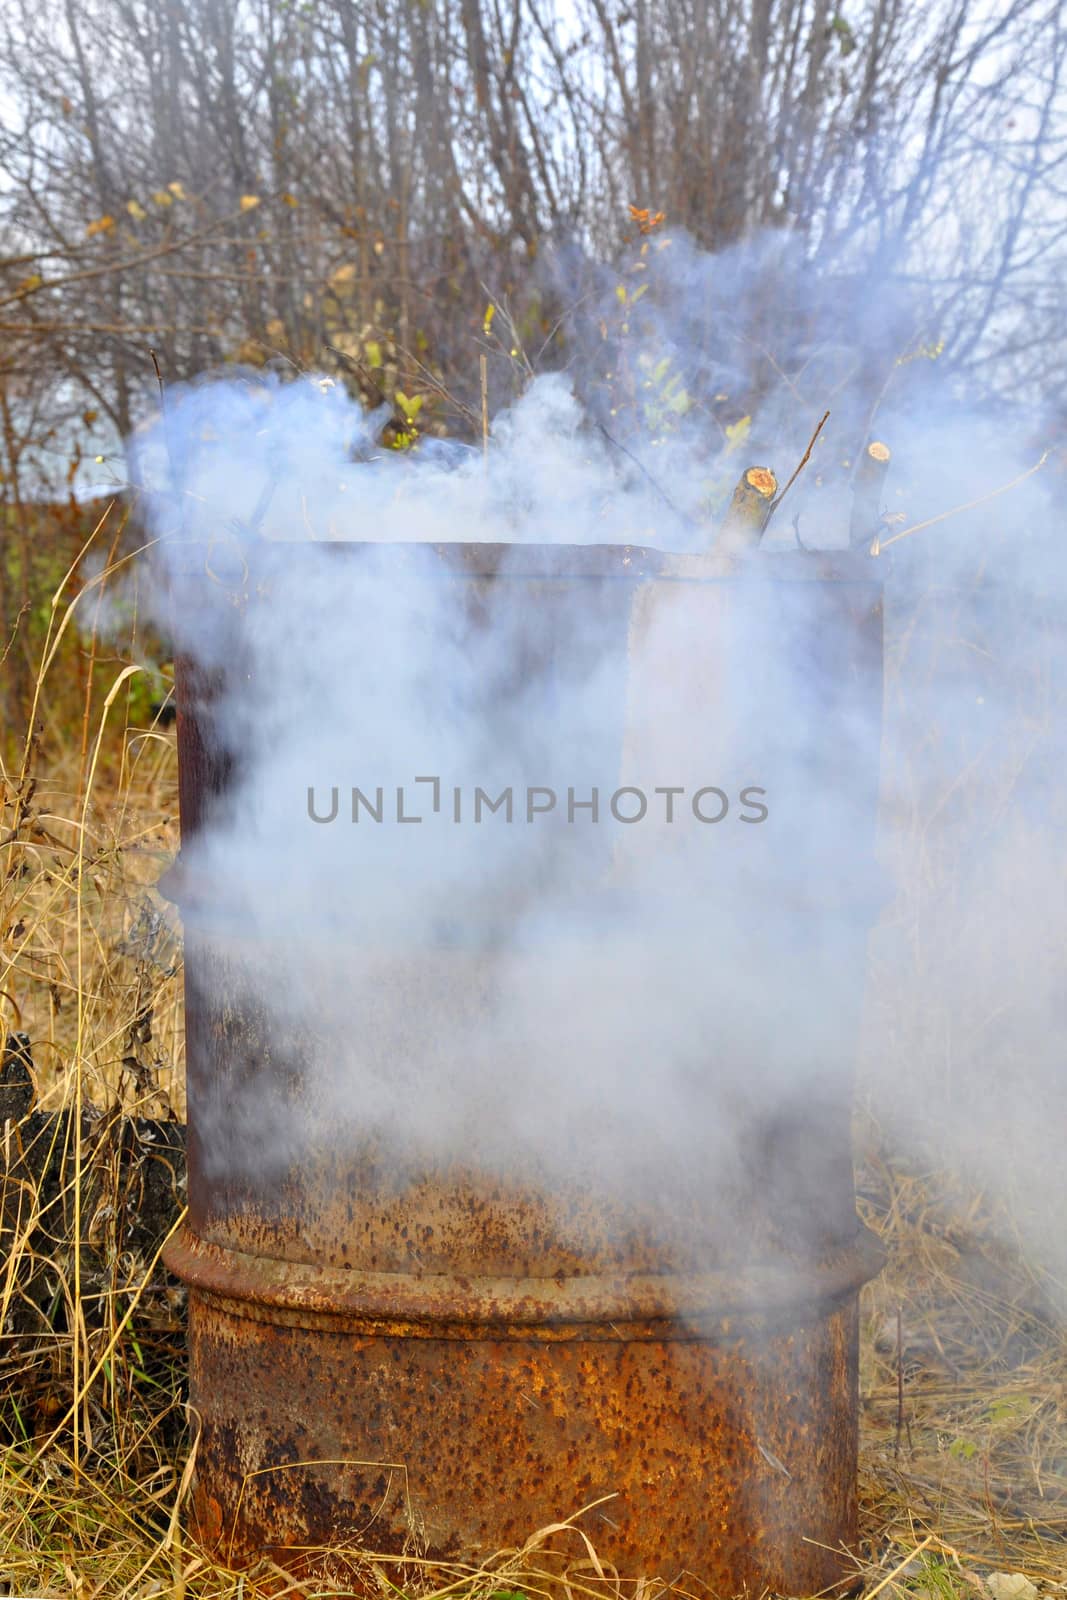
[184,1287,867,1592]
[164,1224,885,1339]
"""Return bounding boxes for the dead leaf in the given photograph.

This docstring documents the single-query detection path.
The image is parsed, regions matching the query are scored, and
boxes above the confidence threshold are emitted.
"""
[987,1576,1039,1600]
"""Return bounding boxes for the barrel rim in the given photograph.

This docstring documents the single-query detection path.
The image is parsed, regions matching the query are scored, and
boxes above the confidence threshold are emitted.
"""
[157,536,884,587]
[164,1221,885,1338]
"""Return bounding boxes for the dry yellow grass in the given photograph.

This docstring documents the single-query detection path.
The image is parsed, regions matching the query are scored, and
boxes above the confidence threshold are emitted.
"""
[1,514,1065,1598]
[856,1143,1067,1591]
[1,509,184,1117]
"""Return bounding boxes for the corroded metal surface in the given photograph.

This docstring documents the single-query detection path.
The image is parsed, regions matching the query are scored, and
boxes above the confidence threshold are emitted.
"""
[166,1222,884,1334]
[162,541,885,1591]
[184,1282,864,1594]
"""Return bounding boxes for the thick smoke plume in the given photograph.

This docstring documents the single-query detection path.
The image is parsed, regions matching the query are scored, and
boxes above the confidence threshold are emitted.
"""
[136,229,1065,1285]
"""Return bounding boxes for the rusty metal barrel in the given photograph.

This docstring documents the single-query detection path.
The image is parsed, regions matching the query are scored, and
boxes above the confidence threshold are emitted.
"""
[161,539,885,1594]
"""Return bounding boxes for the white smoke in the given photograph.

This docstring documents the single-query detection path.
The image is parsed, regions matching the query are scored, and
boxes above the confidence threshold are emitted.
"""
[133,229,1065,1288]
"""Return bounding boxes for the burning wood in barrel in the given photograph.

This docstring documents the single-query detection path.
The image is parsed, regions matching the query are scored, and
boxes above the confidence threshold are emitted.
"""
[717,440,892,556]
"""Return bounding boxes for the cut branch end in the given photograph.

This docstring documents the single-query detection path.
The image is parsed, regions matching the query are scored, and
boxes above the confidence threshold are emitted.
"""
[850,439,892,548]
[716,465,778,554]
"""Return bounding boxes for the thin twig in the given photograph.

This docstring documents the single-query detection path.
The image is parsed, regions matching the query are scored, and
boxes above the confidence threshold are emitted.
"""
[147,347,179,509]
[896,1303,905,1459]
[378,341,480,433]
[770,409,830,514]
[594,420,690,524]
[0,215,239,312]
[874,450,1050,554]
[148,348,166,413]
[324,341,435,444]
[480,353,490,461]
[863,1536,936,1600]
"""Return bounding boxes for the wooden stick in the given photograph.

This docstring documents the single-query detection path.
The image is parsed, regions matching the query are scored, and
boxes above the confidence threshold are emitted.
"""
[769,409,830,515]
[873,449,1049,555]
[480,353,490,460]
[716,465,778,554]
[850,440,891,548]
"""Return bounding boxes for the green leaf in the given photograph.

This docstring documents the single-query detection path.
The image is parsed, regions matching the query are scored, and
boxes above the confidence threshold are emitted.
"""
[725,414,752,452]
[831,14,857,56]
[395,391,423,422]
[364,339,383,368]
[984,1393,1034,1424]
[896,336,945,366]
